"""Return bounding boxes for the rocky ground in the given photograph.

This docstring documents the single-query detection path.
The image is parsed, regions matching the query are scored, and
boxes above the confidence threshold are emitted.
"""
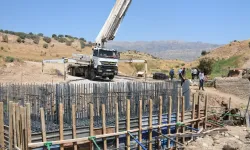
[185,126,250,150]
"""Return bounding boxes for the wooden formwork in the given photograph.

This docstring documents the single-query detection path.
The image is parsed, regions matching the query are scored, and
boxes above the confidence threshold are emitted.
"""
[2,93,208,150]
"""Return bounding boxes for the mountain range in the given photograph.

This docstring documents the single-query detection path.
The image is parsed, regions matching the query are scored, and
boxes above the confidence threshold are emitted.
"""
[107,41,222,61]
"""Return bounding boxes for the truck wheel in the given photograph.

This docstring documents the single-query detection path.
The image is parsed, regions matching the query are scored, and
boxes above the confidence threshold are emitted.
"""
[109,75,114,80]
[72,68,76,76]
[84,69,89,79]
[90,69,96,80]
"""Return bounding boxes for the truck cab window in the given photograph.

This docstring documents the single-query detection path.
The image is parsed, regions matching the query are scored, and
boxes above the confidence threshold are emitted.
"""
[93,50,98,56]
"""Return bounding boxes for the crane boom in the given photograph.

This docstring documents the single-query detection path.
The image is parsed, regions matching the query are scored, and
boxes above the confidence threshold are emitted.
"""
[95,0,132,48]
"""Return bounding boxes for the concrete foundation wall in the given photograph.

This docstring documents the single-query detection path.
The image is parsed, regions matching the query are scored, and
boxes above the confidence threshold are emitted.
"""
[215,77,250,100]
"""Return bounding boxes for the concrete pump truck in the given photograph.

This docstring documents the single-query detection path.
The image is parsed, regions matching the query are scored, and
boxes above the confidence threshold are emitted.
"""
[67,0,132,80]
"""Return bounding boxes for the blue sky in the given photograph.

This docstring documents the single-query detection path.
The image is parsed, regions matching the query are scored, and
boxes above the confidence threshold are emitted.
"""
[0,0,249,44]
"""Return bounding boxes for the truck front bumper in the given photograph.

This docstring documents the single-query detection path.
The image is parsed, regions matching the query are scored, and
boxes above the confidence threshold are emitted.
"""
[96,65,118,76]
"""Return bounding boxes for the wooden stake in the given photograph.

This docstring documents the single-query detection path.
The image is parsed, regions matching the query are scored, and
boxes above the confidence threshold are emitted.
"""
[60,103,64,150]
[158,97,162,149]
[115,103,119,149]
[138,100,142,150]
[192,94,197,136]
[9,101,13,150]
[0,102,4,149]
[16,104,20,147]
[148,99,152,150]
[12,103,16,148]
[26,103,31,145]
[40,108,47,142]
[72,104,77,150]
[181,96,185,143]
[204,95,208,129]
[89,103,94,150]
[102,104,107,150]
[126,100,130,150]
[175,96,180,147]
[167,96,172,149]
[21,107,25,150]
[196,95,201,129]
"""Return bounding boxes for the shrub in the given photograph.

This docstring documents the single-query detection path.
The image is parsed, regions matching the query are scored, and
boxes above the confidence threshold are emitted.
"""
[43,37,51,43]
[5,56,15,62]
[43,43,48,49]
[16,32,26,39]
[201,50,208,56]
[79,38,86,42]
[249,42,250,48]
[66,40,73,46]
[29,32,33,35]
[175,65,179,68]
[0,29,3,32]
[80,40,85,49]
[2,35,8,43]
[1,47,3,50]
[233,40,237,42]
[58,38,67,43]
[38,33,43,37]
[17,37,22,43]
[181,63,185,66]
[21,39,25,43]
[197,57,214,75]
[58,34,64,38]
[65,35,73,39]
[52,34,57,38]
[33,37,40,44]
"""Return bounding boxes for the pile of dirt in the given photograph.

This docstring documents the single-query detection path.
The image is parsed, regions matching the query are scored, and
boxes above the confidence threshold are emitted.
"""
[185,126,250,150]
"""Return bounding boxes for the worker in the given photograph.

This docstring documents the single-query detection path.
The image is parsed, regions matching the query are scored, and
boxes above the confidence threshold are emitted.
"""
[193,68,198,79]
[169,68,175,80]
[179,68,186,86]
[199,70,205,90]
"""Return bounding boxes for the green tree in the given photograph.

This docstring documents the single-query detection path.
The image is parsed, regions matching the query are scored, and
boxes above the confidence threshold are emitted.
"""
[52,34,57,38]
[43,37,51,43]
[201,50,208,56]
[79,38,86,42]
[197,57,214,75]
[38,33,43,37]
[2,35,8,43]
[58,34,64,38]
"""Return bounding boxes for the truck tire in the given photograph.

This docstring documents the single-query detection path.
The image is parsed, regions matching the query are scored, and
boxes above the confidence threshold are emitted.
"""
[84,69,89,79]
[90,69,96,80]
[109,75,114,80]
[72,68,76,76]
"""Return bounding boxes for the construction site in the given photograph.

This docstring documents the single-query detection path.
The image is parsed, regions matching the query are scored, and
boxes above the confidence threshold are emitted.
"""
[1,0,250,150]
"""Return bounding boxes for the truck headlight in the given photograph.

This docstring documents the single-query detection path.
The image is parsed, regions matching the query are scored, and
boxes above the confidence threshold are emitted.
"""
[97,66,102,72]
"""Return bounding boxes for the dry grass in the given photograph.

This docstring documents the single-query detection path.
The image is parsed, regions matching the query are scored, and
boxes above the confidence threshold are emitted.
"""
[0,33,188,76]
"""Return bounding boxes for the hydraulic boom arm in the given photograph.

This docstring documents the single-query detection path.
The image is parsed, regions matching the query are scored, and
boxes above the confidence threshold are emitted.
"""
[95,0,132,48]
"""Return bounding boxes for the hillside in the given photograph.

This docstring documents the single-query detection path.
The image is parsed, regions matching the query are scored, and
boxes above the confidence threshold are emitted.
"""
[107,41,221,61]
[196,39,250,77]
[202,39,250,67]
[0,31,186,78]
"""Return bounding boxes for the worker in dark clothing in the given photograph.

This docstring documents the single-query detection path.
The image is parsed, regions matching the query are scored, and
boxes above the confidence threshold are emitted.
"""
[179,68,186,86]
[169,68,174,80]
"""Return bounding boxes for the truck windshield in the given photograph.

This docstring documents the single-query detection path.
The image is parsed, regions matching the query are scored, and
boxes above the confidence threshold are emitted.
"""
[99,49,118,58]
